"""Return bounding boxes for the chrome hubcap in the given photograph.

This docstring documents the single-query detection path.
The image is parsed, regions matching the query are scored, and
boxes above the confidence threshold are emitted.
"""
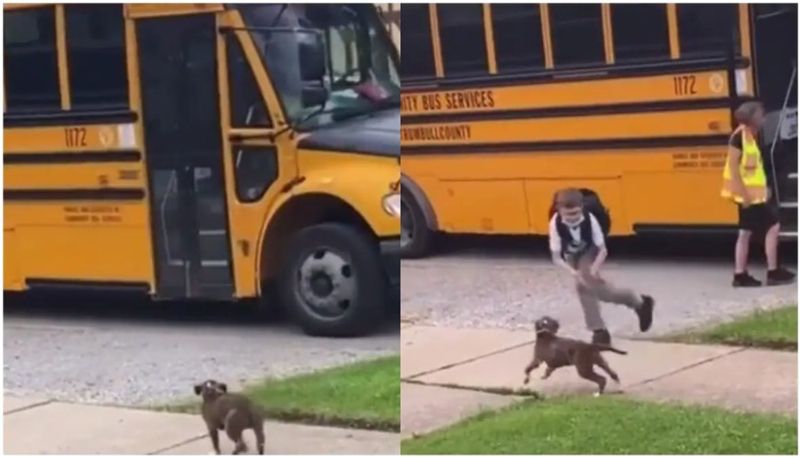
[297,248,356,318]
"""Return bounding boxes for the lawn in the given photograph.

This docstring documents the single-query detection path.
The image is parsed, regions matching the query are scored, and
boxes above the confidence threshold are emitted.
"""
[161,355,399,431]
[402,396,797,454]
[667,305,797,350]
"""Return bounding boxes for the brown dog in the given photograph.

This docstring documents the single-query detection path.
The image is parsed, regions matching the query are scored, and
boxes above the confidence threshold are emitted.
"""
[523,316,626,395]
[194,380,265,455]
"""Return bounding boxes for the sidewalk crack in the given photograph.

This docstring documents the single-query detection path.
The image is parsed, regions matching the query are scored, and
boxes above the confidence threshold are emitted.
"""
[148,434,207,455]
[405,339,535,380]
[403,378,541,398]
[4,399,53,415]
[628,346,748,389]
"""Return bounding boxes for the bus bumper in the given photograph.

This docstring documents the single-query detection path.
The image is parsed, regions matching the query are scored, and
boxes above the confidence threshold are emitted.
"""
[379,238,401,288]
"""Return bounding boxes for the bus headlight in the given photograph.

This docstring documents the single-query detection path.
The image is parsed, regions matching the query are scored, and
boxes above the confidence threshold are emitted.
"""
[382,192,401,218]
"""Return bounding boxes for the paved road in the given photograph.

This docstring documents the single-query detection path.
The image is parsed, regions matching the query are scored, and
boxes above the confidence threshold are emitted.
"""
[402,234,797,338]
[4,295,398,406]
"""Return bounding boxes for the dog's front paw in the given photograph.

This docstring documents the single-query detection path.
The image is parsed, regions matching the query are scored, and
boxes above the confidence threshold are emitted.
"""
[593,392,601,398]
[523,376,530,385]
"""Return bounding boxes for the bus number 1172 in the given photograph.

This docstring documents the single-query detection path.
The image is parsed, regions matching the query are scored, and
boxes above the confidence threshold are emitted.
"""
[673,75,698,96]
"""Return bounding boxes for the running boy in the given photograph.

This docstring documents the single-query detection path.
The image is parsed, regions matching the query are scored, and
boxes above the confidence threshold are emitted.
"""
[549,188,655,344]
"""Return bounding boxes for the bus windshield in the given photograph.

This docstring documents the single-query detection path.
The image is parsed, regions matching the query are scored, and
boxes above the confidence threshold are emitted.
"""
[239,4,400,129]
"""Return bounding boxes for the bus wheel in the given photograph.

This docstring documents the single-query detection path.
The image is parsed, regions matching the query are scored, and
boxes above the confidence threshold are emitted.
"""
[280,222,384,337]
[400,189,432,258]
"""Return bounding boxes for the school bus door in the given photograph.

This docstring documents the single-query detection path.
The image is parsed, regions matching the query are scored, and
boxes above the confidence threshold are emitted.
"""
[135,11,236,299]
[215,14,303,300]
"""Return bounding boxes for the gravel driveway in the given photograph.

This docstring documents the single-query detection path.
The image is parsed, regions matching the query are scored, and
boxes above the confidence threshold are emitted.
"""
[402,235,797,338]
[4,297,398,406]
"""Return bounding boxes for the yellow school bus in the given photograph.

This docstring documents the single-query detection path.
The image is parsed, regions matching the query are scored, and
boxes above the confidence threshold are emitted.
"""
[3,3,401,336]
[400,3,797,257]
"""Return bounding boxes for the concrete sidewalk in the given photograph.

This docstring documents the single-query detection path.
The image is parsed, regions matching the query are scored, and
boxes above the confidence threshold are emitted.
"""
[3,397,399,454]
[401,325,797,437]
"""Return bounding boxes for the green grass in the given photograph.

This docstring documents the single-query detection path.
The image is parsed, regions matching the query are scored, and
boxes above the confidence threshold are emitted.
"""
[160,355,399,431]
[402,396,797,454]
[667,306,797,350]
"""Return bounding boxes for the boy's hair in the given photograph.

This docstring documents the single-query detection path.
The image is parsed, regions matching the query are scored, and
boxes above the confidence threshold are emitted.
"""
[734,100,764,125]
[554,188,583,209]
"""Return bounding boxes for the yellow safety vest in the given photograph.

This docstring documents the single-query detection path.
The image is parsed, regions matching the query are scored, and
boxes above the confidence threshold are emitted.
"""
[721,126,768,204]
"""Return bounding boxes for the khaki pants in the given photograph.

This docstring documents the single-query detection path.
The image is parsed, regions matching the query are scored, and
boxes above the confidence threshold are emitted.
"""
[566,247,642,331]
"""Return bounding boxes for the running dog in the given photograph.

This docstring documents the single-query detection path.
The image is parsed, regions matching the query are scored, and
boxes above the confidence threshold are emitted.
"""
[523,316,626,395]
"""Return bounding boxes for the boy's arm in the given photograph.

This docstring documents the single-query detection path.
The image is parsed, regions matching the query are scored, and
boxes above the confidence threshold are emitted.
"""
[549,216,579,276]
[552,251,577,275]
[590,246,607,277]
[589,215,607,276]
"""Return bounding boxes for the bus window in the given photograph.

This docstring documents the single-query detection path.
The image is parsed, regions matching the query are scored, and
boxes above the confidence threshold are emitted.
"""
[232,146,279,203]
[4,6,60,111]
[611,4,670,63]
[327,20,364,86]
[225,33,271,128]
[437,4,488,76]
[64,4,128,108]
[677,4,740,57]
[491,4,545,74]
[400,4,435,79]
[549,4,605,67]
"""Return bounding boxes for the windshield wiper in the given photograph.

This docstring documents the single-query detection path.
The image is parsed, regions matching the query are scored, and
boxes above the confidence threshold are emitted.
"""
[276,93,398,136]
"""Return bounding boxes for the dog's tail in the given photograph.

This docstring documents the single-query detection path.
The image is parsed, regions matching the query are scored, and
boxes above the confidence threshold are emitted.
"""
[592,344,627,355]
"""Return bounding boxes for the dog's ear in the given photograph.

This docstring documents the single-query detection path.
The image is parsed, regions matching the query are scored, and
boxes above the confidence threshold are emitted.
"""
[194,384,203,395]
[218,383,228,393]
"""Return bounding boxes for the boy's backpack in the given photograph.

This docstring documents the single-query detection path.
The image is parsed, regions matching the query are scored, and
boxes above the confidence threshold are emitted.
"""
[548,189,612,243]
[581,191,611,238]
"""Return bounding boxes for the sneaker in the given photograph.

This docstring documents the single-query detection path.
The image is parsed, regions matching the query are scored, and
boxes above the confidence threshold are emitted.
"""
[766,267,796,286]
[636,295,654,332]
[592,329,611,345]
[733,272,762,287]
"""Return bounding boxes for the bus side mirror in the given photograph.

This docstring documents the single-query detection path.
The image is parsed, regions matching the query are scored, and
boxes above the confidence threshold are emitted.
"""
[298,35,328,108]
[302,84,328,108]
[299,35,326,82]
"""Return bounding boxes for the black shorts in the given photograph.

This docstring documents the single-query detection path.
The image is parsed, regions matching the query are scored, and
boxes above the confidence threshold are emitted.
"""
[737,203,779,232]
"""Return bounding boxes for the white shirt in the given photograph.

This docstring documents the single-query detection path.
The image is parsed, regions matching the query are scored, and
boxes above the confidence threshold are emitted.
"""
[548,212,605,254]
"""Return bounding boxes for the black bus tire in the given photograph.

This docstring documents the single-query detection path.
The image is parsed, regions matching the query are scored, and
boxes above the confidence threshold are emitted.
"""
[401,189,433,259]
[279,222,385,337]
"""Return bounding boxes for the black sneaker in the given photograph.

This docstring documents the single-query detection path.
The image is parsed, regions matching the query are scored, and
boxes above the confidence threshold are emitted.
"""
[733,272,762,287]
[636,295,654,332]
[592,329,611,345]
[766,267,796,286]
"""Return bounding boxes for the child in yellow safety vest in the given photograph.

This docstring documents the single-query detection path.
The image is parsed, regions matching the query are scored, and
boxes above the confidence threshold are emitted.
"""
[721,101,795,287]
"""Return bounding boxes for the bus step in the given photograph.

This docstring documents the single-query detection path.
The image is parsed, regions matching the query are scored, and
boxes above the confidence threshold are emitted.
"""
[199,229,226,236]
[779,203,797,237]
[778,177,798,201]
